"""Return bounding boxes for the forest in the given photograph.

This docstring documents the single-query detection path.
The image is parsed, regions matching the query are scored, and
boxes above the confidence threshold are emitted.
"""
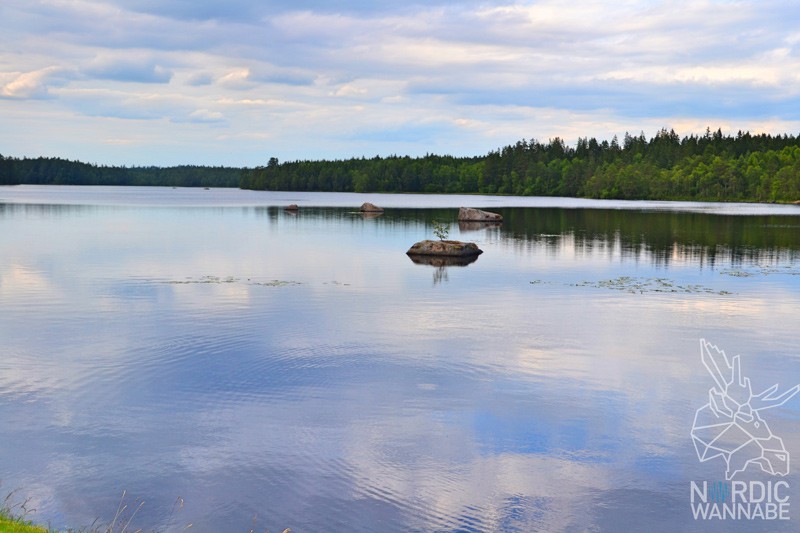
[0,156,241,188]
[3,128,800,202]
[240,129,800,202]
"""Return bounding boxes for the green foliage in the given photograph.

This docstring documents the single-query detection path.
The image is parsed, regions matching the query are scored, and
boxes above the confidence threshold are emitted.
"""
[431,219,450,240]
[1,157,241,187]
[239,130,800,202]
[6,128,800,202]
[0,153,19,185]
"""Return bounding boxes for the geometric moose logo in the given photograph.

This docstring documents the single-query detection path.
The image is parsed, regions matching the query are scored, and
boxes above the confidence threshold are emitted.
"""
[691,339,800,480]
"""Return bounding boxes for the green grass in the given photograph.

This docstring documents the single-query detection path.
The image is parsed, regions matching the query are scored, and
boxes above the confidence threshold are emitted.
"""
[2,490,291,533]
[1,491,49,532]
[0,508,49,532]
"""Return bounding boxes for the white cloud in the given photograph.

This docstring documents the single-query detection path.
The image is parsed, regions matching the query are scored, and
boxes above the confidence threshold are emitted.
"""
[1,67,69,99]
[217,68,253,89]
[184,108,225,123]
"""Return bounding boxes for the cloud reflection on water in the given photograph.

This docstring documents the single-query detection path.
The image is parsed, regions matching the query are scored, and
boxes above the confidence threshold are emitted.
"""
[1,190,800,531]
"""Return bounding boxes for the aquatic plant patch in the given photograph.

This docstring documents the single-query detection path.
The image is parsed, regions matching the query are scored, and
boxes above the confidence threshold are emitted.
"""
[531,276,733,295]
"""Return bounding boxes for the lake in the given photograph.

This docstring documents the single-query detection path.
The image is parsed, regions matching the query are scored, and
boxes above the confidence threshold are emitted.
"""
[1,185,800,532]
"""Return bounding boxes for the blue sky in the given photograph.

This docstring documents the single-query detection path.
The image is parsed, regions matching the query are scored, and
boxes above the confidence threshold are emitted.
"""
[2,0,800,167]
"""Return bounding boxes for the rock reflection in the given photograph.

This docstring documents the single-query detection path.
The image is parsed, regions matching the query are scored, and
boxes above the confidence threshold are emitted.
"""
[458,220,502,232]
[407,254,480,285]
[407,254,480,268]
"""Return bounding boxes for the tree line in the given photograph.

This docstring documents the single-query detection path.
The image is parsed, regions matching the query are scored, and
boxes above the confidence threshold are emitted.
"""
[4,128,800,201]
[241,129,800,202]
[0,156,241,188]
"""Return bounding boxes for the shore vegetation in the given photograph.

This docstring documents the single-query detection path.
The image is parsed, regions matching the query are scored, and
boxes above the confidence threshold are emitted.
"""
[3,128,800,203]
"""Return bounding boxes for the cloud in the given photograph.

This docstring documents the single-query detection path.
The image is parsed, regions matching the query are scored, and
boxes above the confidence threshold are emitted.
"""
[181,109,226,123]
[333,83,368,98]
[1,67,71,99]
[114,0,494,21]
[114,0,264,21]
[248,68,317,87]
[61,88,193,121]
[186,72,215,86]
[2,0,800,165]
[217,68,253,89]
[83,56,174,84]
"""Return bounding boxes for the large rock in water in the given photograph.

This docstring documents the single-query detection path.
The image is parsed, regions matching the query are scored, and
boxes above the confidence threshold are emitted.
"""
[458,207,502,222]
[360,202,384,212]
[406,239,483,257]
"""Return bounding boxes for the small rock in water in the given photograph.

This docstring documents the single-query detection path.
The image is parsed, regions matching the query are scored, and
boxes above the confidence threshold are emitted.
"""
[360,202,384,212]
[458,207,503,222]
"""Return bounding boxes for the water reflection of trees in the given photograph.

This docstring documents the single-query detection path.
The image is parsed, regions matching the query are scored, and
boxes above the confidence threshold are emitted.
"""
[0,203,103,217]
[496,208,800,267]
[253,205,800,267]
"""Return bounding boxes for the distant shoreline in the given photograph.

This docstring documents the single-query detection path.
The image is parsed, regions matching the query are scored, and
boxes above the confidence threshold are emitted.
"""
[3,129,800,203]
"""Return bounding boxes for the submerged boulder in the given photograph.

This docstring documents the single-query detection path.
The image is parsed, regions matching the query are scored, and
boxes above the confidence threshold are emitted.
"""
[458,207,502,222]
[360,202,384,212]
[406,239,483,257]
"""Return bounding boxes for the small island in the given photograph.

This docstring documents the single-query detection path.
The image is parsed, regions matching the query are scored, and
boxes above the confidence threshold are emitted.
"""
[407,218,483,259]
[406,239,483,258]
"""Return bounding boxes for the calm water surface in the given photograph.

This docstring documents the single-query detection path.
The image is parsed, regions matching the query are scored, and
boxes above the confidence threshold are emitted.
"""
[1,186,800,532]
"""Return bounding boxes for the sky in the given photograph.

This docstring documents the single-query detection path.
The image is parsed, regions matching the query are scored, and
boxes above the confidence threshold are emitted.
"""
[2,0,800,167]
